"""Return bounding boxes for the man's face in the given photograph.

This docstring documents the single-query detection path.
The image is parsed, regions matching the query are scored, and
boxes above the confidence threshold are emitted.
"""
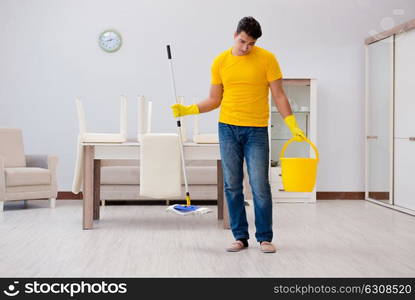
[233,31,257,56]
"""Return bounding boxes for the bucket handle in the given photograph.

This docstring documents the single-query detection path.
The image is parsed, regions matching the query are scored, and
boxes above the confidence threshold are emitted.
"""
[279,137,319,162]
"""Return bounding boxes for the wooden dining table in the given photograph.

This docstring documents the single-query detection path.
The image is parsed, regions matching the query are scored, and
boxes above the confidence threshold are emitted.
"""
[81,141,230,230]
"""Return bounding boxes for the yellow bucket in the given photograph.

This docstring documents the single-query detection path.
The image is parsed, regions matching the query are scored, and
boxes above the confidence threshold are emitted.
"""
[279,137,319,192]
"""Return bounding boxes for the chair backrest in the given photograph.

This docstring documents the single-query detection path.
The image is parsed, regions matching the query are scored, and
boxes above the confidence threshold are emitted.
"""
[75,98,86,134]
[138,96,152,141]
[0,128,26,167]
[193,114,200,136]
[120,95,127,137]
[147,100,152,133]
[76,96,128,137]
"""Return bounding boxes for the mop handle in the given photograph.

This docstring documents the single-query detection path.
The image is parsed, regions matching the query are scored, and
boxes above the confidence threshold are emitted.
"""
[166,45,179,104]
[166,45,190,203]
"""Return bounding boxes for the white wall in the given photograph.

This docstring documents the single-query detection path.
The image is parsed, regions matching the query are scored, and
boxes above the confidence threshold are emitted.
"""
[1,0,414,191]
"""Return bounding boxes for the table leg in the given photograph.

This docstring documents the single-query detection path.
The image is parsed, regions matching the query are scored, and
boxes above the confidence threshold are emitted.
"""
[217,160,223,220]
[83,145,94,230]
[93,159,101,220]
[217,159,230,229]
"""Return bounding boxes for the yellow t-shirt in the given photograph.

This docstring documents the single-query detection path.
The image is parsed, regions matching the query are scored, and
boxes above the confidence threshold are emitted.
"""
[211,46,283,127]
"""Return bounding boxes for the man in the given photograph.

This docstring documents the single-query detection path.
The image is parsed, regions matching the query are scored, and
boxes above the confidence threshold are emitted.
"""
[171,17,306,253]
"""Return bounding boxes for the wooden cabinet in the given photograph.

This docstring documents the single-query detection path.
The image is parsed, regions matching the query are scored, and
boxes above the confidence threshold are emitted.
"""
[268,78,318,203]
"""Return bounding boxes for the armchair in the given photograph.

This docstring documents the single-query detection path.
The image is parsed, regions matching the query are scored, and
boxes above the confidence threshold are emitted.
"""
[0,128,58,211]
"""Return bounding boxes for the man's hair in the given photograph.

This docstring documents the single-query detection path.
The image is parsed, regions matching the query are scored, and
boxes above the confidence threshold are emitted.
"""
[236,16,262,39]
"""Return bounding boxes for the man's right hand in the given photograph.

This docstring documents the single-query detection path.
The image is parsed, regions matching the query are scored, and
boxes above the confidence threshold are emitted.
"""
[284,114,306,142]
[170,104,200,118]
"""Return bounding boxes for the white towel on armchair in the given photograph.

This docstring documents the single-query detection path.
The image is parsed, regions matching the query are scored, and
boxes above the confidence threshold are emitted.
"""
[139,133,182,198]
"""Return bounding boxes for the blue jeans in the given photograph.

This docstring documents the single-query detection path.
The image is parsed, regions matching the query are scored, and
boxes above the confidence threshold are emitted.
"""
[218,122,273,243]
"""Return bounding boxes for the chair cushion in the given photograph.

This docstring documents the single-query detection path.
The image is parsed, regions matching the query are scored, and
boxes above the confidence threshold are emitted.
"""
[5,167,51,187]
[0,128,26,167]
[82,133,126,143]
[101,166,140,185]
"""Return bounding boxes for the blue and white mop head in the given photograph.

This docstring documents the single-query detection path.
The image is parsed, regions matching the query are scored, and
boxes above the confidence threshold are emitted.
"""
[166,204,212,216]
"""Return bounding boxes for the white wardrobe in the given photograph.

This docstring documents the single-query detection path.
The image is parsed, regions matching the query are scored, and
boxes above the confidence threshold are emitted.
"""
[365,19,415,213]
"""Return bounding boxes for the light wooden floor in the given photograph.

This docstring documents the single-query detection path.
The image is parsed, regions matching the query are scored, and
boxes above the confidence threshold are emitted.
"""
[0,199,414,277]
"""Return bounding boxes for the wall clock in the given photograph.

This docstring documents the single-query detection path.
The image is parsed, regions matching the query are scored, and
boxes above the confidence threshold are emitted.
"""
[99,30,122,52]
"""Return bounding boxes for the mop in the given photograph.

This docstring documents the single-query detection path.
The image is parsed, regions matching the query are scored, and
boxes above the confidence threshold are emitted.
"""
[165,45,212,216]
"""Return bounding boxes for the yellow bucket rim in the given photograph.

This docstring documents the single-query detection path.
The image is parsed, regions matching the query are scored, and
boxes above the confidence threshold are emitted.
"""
[279,137,319,162]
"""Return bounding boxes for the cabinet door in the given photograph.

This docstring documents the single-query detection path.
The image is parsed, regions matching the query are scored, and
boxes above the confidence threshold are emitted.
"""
[395,29,415,138]
[366,36,393,202]
[270,112,308,164]
[394,138,415,210]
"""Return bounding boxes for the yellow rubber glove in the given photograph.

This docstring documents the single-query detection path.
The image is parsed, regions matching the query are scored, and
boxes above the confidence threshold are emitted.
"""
[284,115,306,142]
[170,103,200,118]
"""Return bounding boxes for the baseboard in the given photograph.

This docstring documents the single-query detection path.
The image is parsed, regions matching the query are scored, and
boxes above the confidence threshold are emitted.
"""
[317,192,365,200]
[57,191,83,199]
[58,191,365,200]
[368,192,389,200]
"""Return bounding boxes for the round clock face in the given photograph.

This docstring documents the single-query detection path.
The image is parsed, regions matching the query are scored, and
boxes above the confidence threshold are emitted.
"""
[99,30,122,52]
